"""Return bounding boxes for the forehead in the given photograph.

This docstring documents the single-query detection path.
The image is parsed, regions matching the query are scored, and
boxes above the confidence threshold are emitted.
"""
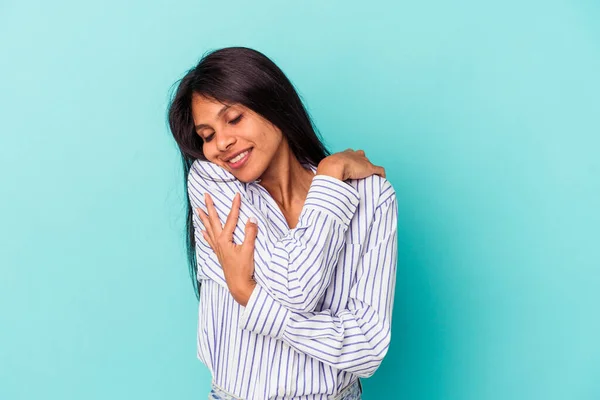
[191,94,231,117]
[191,94,253,128]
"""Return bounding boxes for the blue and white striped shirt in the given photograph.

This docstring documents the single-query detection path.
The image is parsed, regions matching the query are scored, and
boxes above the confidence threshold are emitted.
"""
[187,159,398,400]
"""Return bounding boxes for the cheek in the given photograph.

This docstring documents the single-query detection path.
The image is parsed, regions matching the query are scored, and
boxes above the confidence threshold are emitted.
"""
[202,143,217,162]
[265,131,283,151]
[256,126,280,146]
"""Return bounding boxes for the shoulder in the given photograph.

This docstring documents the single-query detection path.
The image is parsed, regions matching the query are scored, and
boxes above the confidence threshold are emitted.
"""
[187,159,244,193]
[187,159,234,186]
[347,174,397,209]
[186,159,245,208]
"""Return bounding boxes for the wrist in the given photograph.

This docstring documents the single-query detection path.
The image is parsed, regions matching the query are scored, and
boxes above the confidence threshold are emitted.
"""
[316,157,345,180]
[231,280,257,307]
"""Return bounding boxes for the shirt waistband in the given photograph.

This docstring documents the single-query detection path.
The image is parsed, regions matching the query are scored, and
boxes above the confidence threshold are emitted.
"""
[209,378,361,399]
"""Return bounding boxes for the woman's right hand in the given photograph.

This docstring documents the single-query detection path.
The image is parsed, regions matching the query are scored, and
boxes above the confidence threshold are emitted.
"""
[316,149,386,181]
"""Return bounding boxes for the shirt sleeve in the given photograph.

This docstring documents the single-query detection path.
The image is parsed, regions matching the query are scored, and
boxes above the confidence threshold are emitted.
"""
[187,161,361,313]
[237,191,398,378]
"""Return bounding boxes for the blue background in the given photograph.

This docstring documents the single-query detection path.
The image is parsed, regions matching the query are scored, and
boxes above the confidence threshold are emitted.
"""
[1,0,599,399]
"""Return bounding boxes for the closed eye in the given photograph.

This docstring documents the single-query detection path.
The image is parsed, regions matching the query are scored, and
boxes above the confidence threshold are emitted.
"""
[202,113,242,142]
[229,114,243,125]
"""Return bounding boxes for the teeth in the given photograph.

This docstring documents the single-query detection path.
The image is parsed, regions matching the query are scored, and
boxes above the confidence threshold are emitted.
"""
[229,150,249,163]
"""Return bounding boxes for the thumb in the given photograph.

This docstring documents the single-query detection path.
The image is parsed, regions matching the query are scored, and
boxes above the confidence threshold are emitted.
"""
[242,216,258,251]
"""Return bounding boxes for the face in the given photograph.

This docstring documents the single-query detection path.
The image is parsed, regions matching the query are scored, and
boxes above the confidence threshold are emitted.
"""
[190,93,284,182]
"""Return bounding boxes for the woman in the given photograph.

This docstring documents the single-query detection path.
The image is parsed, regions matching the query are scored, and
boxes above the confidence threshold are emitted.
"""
[168,46,398,400]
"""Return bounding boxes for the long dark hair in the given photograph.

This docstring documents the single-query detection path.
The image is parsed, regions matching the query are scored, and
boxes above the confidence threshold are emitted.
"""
[166,46,330,299]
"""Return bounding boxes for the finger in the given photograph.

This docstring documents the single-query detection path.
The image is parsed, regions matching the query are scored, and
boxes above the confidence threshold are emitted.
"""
[242,216,258,253]
[222,193,241,241]
[357,149,365,157]
[374,166,386,178]
[197,208,215,242]
[205,193,223,236]
[201,230,215,250]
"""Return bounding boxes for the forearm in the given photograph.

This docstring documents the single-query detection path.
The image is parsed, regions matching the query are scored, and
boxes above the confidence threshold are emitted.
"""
[256,174,360,311]
[238,284,394,377]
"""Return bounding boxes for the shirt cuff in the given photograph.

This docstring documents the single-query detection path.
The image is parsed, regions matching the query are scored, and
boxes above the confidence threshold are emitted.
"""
[303,175,360,226]
[239,284,290,339]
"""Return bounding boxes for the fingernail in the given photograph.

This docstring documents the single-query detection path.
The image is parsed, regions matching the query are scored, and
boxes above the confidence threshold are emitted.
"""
[249,216,257,224]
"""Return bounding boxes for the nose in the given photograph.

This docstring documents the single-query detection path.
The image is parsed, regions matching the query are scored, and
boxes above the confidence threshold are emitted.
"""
[216,130,236,153]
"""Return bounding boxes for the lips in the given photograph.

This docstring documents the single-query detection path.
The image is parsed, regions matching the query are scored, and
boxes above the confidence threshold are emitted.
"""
[223,147,250,162]
[226,148,252,169]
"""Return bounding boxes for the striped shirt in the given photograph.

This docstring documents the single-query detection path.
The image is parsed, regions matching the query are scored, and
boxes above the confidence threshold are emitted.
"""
[187,159,398,400]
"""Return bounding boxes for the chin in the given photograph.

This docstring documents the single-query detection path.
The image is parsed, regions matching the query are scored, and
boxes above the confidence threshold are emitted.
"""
[230,168,262,184]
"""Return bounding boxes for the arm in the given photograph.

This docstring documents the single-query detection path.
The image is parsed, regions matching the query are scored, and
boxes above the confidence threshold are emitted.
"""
[237,187,398,377]
[188,160,360,312]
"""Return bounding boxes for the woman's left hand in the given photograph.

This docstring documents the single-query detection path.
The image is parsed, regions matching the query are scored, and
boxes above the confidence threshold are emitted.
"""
[196,192,258,306]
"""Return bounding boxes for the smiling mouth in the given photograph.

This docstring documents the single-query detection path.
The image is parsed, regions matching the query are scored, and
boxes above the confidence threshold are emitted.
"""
[227,148,252,169]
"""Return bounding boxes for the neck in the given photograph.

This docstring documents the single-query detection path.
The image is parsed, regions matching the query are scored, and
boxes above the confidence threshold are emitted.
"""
[258,141,314,209]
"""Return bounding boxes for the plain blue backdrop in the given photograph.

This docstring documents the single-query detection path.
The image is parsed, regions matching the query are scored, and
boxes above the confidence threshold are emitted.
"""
[1,0,599,399]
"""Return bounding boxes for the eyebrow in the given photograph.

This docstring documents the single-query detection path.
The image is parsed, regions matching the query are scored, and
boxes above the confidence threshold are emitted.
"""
[194,104,231,131]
